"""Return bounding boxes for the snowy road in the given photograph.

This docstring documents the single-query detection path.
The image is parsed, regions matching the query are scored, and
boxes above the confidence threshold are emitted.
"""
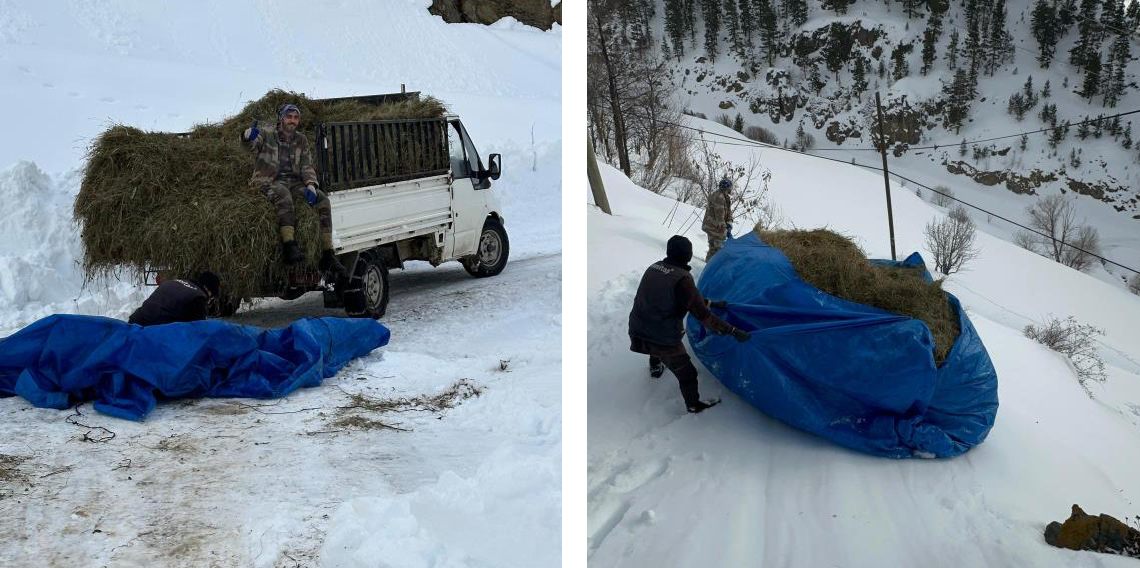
[0,253,561,568]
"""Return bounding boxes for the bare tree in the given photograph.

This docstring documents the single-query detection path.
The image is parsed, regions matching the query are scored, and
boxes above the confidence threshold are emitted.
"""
[1017,194,1102,272]
[1023,315,1107,397]
[930,185,955,207]
[924,205,980,275]
[587,0,635,176]
[626,52,689,195]
[690,135,773,229]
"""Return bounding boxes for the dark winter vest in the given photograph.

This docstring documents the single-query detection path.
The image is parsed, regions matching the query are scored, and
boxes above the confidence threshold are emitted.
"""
[128,279,207,327]
[628,260,691,346]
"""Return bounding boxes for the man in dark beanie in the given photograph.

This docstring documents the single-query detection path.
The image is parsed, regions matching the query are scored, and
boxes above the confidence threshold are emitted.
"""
[241,103,346,277]
[628,235,750,413]
[129,272,222,326]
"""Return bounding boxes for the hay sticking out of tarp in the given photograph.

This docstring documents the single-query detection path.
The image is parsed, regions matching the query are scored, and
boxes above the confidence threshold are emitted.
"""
[76,90,446,300]
[757,228,960,363]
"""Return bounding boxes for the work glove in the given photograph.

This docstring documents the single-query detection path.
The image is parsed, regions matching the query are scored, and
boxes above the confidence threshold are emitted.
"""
[304,185,318,205]
[708,300,728,310]
[245,121,260,142]
[726,223,733,238]
[731,327,750,343]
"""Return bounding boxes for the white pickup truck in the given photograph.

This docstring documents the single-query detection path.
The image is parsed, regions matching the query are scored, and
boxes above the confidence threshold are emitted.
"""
[227,93,508,319]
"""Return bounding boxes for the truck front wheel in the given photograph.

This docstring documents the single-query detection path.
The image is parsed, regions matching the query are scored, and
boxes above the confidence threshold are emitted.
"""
[462,218,509,278]
[345,251,389,319]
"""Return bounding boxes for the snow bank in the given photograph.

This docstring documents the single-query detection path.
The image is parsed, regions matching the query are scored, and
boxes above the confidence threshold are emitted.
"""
[0,162,145,335]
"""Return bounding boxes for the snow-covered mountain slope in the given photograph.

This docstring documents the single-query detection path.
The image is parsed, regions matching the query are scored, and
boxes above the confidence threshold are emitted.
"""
[0,2,561,566]
[641,0,1140,290]
[587,115,1140,567]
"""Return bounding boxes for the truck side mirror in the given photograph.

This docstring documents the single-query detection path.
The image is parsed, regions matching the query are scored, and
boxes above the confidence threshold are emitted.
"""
[488,153,501,180]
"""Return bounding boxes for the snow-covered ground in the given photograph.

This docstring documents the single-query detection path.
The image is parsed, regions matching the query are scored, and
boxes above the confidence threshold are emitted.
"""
[587,116,1140,567]
[0,1,561,566]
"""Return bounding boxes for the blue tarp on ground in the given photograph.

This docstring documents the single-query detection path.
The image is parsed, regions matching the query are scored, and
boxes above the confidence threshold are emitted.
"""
[689,232,999,458]
[0,315,390,420]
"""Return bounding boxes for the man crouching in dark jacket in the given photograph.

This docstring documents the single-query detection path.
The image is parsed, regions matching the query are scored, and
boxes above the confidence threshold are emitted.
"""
[128,272,221,327]
[629,235,749,413]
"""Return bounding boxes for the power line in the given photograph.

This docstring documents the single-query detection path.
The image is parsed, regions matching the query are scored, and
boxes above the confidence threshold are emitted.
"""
[644,114,1140,275]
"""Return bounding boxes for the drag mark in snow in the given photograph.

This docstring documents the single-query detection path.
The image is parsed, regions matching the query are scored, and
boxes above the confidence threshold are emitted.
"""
[587,457,672,556]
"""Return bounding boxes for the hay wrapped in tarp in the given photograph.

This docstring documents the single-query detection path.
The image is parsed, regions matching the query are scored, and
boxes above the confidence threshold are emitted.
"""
[689,230,998,458]
[75,90,447,300]
[757,228,959,361]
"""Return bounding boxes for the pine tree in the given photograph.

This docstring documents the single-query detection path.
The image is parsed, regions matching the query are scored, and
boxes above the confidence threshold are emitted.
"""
[959,138,968,156]
[944,69,971,133]
[1069,0,1100,69]
[853,55,867,92]
[824,23,854,79]
[686,0,698,46]
[1008,92,1027,120]
[666,0,687,58]
[987,0,1012,75]
[1127,0,1140,30]
[1104,33,1129,107]
[739,0,754,49]
[892,44,911,80]
[1081,51,1102,101]
[904,0,924,19]
[1102,0,1124,32]
[702,0,721,60]
[921,11,943,74]
[1078,116,1091,139]
[724,0,742,58]
[1124,122,1133,149]
[1030,0,1058,68]
[758,0,780,64]
[785,0,808,26]
[1020,133,1029,150]
[1042,79,1051,98]
[947,27,959,69]
[810,63,826,95]
[733,112,745,131]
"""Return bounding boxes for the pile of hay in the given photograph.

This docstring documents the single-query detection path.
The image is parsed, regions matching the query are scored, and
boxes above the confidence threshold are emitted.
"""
[757,228,960,363]
[76,90,446,300]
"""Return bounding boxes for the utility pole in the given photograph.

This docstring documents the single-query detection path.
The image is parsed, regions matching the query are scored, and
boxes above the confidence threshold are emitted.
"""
[875,92,898,261]
[588,137,612,215]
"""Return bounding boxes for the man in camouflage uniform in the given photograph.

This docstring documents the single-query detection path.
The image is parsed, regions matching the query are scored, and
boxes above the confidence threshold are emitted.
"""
[241,103,345,276]
[702,178,734,261]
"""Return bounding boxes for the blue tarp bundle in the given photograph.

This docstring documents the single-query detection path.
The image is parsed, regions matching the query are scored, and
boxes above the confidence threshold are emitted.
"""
[689,232,999,458]
[0,315,390,420]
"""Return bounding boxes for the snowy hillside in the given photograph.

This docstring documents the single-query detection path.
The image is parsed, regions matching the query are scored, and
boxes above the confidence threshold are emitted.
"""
[597,0,1140,292]
[587,116,1140,566]
[0,1,561,566]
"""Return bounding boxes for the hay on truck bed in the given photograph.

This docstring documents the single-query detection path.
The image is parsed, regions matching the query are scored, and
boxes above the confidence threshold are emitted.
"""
[756,227,961,364]
[75,90,447,301]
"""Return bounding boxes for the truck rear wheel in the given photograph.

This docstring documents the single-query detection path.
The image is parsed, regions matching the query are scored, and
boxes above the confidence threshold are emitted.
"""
[462,218,509,278]
[345,251,389,319]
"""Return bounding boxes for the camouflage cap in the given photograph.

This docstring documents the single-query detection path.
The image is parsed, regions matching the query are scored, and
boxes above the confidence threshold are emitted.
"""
[278,104,301,119]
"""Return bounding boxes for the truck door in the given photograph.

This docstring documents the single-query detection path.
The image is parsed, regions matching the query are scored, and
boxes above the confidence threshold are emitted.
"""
[448,120,485,258]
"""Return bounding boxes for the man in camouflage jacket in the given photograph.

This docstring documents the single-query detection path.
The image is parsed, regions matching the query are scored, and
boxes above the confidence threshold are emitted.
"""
[702,178,734,261]
[241,103,345,276]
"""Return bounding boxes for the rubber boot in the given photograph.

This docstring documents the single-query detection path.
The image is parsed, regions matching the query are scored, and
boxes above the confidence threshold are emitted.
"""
[282,241,305,265]
[320,249,347,277]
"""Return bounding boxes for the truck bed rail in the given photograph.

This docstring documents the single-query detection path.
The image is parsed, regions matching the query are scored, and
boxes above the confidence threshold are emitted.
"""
[316,118,450,191]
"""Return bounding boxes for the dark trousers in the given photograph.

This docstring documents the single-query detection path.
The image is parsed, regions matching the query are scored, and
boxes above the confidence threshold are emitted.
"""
[649,353,700,407]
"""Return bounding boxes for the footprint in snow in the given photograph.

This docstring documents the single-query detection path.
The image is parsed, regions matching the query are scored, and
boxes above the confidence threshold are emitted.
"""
[42,82,54,89]
[67,92,80,98]
[17,65,31,74]
[100,96,116,104]
[134,104,149,111]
